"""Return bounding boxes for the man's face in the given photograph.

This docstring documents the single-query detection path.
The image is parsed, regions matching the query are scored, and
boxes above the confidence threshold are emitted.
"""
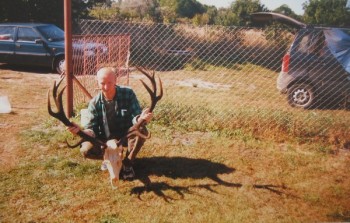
[97,70,116,99]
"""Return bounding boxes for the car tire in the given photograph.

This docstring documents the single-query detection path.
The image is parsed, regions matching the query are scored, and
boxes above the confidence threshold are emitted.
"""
[287,83,315,109]
[54,57,65,74]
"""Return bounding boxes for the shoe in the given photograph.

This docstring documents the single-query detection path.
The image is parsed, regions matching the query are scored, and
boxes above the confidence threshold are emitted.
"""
[122,165,135,180]
[101,161,108,171]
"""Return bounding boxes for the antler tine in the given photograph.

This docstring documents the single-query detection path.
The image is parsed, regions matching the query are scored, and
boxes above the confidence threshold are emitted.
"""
[136,66,155,84]
[48,80,107,149]
[48,84,71,126]
[125,67,163,139]
[66,138,85,149]
[156,76,163,102]
[127,127,151,139]
[52,77,65,107]
[136,66,163,112]
[139,80,156,111]
[52,77,64,97]
[48,77,66,121]
[149,76,163,111]
[48,85,61,121]
[47,89,54,118]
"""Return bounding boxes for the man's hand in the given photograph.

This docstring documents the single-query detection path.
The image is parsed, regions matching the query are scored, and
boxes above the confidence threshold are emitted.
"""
[140,108,153,123]
[67,122,94,137]
[67,122,80,135]
[106,139,119,150]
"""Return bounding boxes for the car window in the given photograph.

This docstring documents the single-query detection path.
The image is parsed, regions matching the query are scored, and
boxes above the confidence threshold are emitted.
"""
[296,34,310,53]
[17,27,41,42]
[309,32,327,56]
[37,25,64,42]
[0,26,15,41]
[296,31,328,57]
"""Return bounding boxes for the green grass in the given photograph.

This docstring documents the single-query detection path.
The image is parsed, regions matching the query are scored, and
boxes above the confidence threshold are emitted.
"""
[1,118,349,222]
[1,65,349,222]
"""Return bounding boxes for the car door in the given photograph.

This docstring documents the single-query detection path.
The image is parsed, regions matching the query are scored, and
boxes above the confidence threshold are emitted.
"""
[0,26,15,63]
[14,26,51,66]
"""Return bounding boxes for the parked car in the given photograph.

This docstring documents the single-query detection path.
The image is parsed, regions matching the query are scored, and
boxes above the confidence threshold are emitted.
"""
[0,23,107,74]
[251,12,350,109]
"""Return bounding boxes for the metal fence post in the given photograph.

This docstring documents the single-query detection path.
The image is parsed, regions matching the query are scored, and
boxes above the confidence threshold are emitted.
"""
[64,0,73,117]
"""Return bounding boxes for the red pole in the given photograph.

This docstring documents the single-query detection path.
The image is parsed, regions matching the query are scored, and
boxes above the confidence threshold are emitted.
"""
[64,0,73,117]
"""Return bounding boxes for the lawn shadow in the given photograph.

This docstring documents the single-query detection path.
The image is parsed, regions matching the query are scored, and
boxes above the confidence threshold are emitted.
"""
[130,156,292,202]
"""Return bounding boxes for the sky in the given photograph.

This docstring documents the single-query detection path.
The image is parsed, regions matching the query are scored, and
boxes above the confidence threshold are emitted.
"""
[197,0,306,15]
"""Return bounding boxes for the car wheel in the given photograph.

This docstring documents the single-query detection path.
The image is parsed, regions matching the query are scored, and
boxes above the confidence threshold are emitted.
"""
[287,83,315,109]
[54,57,65,74]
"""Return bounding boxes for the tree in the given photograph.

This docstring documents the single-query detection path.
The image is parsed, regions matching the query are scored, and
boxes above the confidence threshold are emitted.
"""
[159,0,178,23]
[273,4,294,15]
[89,4,123,21]
[230,0,268,26]
[176,0,205,18]
[303,0,350,27]
[159,0,205,22]
[214,8,238,26]
[204,6,218,25]
[146,0,163,22]
[191,5,217,25]
[0,0,101,28]
[272,4,303,22]
[113,0,162,22]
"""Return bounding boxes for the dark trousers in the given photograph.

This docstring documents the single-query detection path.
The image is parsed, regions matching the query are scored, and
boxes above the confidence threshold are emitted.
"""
[80,126,148,163]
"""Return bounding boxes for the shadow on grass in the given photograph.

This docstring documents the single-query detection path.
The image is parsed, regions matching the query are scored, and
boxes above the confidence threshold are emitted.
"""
[131,156,292,202]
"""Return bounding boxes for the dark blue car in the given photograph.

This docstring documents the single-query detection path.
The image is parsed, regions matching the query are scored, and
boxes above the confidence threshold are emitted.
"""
[0,23,107,74]
[0,23,65,73]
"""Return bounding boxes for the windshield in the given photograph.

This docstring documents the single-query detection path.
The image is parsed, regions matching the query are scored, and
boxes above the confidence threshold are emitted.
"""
[37,25,64,42]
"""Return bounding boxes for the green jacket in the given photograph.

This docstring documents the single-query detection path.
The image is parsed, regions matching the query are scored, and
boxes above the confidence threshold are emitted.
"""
[84,85,142,140]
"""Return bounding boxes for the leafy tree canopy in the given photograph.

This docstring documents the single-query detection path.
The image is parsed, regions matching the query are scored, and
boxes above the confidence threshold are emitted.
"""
[1,0,350,28]
[303,0,350,27]
[230,0,268,26]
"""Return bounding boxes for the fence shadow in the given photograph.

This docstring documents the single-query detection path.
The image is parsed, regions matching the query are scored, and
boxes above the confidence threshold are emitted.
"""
[130,156,291,202]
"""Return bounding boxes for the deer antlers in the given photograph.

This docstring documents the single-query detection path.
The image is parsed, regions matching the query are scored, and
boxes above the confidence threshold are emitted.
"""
[137,66,163,112]
[47,77,107,149]
[47,66,163,148]
[126,66,163,139]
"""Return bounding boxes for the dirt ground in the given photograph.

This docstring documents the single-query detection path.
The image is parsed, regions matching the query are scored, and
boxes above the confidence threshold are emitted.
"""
[0,65,58,170]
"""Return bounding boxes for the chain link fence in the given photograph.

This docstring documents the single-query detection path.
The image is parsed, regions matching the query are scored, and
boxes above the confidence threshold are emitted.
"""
[71,20,350,141]
[72,33,130,102]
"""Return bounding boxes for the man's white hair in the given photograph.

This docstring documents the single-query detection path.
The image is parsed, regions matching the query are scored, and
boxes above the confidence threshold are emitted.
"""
[96,67,117,80]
